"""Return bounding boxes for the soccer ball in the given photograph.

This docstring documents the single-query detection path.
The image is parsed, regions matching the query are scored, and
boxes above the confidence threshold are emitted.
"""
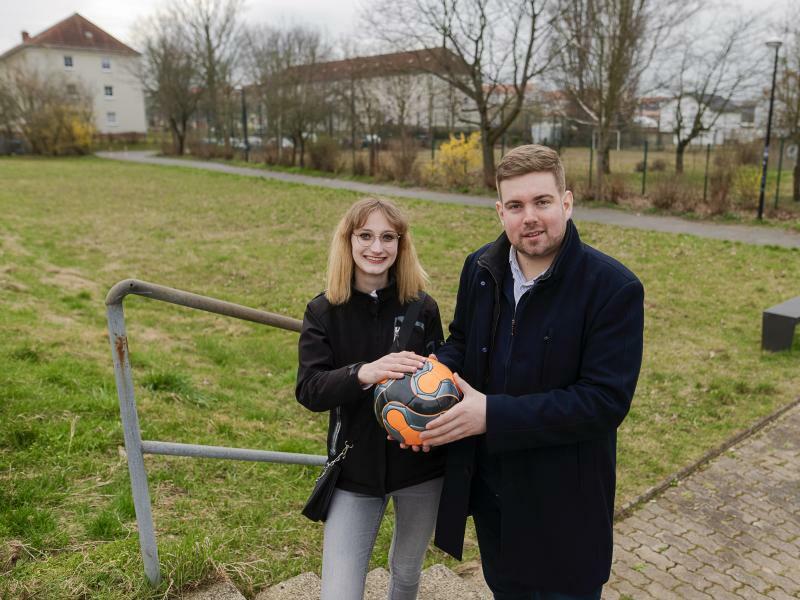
[374,358,462,446]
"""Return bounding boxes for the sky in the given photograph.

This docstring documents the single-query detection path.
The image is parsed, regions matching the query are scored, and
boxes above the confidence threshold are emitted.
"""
[0,0,361,53]
[0,0,785,57]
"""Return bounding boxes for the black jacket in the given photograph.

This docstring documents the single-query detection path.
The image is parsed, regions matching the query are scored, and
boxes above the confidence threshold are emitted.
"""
[434,220,644,594]
[296,283,446,496]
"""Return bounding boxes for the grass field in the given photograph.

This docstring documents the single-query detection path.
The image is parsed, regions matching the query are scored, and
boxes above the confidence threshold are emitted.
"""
[1,156,799,598]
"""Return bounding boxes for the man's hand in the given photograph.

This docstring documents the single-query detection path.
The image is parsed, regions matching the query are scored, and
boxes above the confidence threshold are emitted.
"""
[419,373,486,446]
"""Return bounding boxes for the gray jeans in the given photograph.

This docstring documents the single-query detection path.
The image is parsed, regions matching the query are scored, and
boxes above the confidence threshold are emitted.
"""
[321,477,444,600]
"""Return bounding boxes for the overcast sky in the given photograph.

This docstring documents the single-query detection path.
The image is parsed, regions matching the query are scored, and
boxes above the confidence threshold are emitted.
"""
[0,0,785,58]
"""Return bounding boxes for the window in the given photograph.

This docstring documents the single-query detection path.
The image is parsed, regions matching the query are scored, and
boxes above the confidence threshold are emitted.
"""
[106,112,117,126]
[66,84,77,95]
[64,55,73,68]
[104,85,113,98]
[101,57,111,71]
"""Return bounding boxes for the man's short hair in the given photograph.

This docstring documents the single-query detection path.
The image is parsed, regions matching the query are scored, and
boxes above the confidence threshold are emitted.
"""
[496,144,566,195]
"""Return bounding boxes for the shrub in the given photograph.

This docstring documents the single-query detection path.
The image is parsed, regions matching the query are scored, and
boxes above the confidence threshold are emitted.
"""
[730,140,761,166]
[707,151,736,215]
[604,174,629,204]
[308,135,340,172]
[385,137,419,182]
[427,132,482,189]
[0,67,94,155]
[650,176,700,210]
[635,158,666,173]
[732,166,761,208]
[352,154,367,176]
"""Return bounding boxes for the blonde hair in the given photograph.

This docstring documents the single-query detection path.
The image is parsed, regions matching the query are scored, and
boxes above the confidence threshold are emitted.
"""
[325,197,428,305]
[496,144,566,196]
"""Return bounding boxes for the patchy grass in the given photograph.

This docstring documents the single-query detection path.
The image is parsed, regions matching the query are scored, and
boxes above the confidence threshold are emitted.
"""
[0,156,798,598]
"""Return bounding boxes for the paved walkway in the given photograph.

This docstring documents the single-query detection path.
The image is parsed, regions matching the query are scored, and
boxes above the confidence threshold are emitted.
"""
[97,151,800,249]
[605,401,800,600]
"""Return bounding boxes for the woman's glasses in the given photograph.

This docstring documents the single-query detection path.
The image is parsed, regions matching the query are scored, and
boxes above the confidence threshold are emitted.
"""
[352,230,401,246]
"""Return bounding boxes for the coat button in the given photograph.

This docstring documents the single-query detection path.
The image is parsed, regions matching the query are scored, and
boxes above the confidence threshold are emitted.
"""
[480,280,486,286]
[481,347,488,353]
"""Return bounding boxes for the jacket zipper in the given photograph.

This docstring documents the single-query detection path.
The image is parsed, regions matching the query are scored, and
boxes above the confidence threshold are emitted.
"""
[330,406,341,456]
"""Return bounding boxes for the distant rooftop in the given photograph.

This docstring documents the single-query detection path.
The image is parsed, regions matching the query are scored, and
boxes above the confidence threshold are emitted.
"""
[1,13,139,61]
[283,47,470,83]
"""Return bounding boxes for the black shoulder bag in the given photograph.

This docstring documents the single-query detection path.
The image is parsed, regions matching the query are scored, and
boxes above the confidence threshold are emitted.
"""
[301,294,426,522]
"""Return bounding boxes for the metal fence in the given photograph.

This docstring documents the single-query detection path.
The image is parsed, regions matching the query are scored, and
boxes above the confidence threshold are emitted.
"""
[105,279,326,585]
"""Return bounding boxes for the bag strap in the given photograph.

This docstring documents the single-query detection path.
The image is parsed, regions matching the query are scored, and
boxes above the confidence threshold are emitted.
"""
[392,292,427,352]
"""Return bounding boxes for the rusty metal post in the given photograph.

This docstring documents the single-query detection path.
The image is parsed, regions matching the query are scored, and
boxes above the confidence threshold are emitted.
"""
[105,279,324,586]
[106,302,161,585]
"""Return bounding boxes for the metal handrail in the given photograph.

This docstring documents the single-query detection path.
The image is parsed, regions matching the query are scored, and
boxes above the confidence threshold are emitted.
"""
[105,279,324,586]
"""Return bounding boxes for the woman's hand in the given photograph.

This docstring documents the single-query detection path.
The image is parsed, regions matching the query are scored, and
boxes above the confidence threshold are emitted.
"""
[357,351,427,385]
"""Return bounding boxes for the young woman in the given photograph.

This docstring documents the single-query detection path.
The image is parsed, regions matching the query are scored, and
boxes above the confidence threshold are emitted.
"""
[296,197,445,600]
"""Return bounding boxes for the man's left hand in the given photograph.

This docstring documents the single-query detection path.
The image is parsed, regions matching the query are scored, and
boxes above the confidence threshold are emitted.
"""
[419,373,486,446]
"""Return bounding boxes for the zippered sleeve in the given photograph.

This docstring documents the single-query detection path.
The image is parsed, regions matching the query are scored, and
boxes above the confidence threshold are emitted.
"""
[295,303,366,413]
[485,278,645,453]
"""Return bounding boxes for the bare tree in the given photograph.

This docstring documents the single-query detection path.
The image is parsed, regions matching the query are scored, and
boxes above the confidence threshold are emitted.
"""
[0,65,94,154]
[774,9,800,202]
[173,0,243,147]
[553,0,698,194]
[136,17,201,155]
[665,16,758,173]
[365,0,554,188]
[247,25,330,166]
[355,77,388,175]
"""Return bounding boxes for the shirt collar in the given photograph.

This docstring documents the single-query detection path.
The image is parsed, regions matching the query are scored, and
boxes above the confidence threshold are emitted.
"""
[508,246,546,287]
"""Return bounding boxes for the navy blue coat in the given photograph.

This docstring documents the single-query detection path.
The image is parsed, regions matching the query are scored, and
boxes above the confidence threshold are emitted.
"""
[434,220,644,594]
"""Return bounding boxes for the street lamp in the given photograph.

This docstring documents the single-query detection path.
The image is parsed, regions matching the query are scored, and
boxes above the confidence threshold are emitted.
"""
[240,86,250,162]
[757,38,782,220]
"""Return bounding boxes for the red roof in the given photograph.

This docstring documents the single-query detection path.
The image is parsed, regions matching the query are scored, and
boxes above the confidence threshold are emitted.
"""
[284,47,470,83]
[1,13,139,59]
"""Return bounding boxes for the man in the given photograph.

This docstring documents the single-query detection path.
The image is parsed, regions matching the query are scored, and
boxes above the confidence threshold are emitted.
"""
[420,145,644,599]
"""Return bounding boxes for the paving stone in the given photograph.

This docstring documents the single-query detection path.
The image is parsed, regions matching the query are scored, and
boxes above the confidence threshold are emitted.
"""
[362,567,390,600]
[255,572,321,600]
[184,581,246,600]
[767,587,799,600]
[671,584,712,599]
[702,584,745,600]
[668,565,712,591]
[418,564,492,600]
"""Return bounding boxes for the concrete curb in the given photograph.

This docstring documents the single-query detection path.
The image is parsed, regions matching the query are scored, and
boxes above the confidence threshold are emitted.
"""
[614,395,800,522]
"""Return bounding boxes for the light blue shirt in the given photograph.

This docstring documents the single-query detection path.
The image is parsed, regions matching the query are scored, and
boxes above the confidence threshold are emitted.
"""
[508,247,547,307]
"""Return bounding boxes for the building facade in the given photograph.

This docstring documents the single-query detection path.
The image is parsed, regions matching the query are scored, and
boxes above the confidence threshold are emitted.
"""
[0,13,146,135]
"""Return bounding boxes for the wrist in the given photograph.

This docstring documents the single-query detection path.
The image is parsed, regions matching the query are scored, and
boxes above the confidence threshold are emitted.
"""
[350,362,369,385]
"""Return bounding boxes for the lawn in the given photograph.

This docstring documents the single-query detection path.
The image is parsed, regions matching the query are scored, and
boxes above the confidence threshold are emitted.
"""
[1,156,798,598]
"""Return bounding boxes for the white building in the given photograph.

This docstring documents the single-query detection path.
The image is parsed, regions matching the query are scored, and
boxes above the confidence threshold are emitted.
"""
[0,13,146,135]
[658,95,757,146]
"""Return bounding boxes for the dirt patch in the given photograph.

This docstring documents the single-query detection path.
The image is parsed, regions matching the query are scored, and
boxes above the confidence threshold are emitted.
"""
[0,276,29,293]
[0,233,32,257]
[40,266,99,293]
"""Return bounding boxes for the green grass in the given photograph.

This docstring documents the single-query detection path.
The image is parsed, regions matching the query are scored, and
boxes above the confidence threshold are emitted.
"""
[1,156,799,598]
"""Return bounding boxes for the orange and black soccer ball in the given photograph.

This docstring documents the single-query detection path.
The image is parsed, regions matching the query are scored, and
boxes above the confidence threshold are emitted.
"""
[374,358,462,446]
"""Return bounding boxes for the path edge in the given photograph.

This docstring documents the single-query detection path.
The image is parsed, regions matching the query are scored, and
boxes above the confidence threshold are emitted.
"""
[614,395,800,521]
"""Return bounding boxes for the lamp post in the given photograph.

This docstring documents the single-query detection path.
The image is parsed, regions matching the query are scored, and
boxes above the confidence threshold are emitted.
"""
[757,38,782,220]
[240,86,250,162]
